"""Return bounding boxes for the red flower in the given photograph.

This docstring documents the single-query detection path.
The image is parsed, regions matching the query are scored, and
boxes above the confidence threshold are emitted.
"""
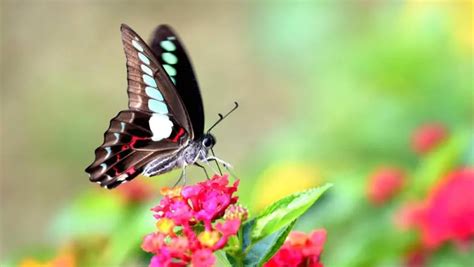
[142,175,245,267]
[367,167,405,205]
[395,168,474,249]
[265,229,327,267]
[411,123,448,155]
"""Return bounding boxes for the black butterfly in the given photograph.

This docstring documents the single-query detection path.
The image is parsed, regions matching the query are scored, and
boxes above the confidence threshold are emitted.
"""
[85,24,236,189]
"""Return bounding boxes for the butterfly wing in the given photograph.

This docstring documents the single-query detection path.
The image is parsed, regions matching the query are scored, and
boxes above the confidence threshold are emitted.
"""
[150,25,205,137]
[85,24,193,189]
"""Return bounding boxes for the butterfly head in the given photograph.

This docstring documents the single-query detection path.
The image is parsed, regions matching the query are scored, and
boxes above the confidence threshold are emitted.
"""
[201,133,216,149]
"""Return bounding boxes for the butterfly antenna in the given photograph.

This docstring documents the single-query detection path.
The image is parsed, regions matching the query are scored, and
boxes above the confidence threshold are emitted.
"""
[207,101,239,133]
[211,148,223,175]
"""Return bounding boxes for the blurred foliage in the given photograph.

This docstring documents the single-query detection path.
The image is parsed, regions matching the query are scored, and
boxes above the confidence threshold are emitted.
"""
[1,0,472,266]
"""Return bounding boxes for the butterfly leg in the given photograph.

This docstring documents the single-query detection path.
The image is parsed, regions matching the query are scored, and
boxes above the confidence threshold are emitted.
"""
[204,156,233,169]
[194,162,210,179]
[173,167,187,188]
[210,148,223,175]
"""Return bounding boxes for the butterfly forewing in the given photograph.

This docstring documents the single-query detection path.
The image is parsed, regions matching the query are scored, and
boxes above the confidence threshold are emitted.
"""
[120,24,193,136]
[85,24,197,189]
[150,25,205,137]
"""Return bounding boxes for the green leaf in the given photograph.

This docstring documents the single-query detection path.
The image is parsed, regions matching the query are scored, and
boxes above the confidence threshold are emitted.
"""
[214,250,232,267]
[252,184,331,241]
[243,220,296,267]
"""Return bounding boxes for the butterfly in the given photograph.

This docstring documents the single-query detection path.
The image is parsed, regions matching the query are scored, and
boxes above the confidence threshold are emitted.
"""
[85,24,237,189]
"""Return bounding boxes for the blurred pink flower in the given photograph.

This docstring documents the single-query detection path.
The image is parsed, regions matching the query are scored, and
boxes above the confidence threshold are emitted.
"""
[142,175,245,267]
[411,123,448,155]
[367,167,405,205]
[191,249,216,267]
[395,168,474,250]
[264,229,327,267]
[115,179,155,203]
[418,168,474,249]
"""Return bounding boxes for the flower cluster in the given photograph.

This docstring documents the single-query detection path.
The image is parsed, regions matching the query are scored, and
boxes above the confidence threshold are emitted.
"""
[366,167,405,205]
[264,229,327,267]
[395,168,474,249]
[141,175,247,267]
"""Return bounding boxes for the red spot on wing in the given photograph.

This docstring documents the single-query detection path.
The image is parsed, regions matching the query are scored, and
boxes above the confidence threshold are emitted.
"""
[171,128,185,143]
[129,136,148,148]
[126,167,136,175]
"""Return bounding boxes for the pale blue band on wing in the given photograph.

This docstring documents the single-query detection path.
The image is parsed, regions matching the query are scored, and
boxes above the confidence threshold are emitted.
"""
[143,74,157,87]
[141,64,153,76]
[163,64,177,76]
[148,99,168,114]
[145,87,164,101]
[162,52,178,65]
[160,40,176,51]
[138,52,150,65]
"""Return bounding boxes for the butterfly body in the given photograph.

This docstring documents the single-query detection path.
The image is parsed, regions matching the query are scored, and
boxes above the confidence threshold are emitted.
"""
[85,24,224,189]
[142,134,216,177]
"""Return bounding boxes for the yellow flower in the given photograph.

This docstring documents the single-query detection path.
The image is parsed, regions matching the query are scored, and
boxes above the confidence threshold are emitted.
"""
[403,0,473,54]
[156,218,175,234]
[19,249,75,267]
[19,259,49,267]
[198,230,220,247]
[160,186,182,198]
[252,162,322,211]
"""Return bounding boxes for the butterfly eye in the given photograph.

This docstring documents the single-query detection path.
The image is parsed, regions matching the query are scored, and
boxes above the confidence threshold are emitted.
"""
[202,136,215,148]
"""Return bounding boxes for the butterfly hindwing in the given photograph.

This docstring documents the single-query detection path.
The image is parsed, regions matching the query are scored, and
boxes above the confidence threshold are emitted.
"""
[86,110,189,188]
[150,25,205,137]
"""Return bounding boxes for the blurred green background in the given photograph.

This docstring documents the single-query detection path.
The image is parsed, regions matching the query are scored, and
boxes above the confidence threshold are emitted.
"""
[1,1,472,266]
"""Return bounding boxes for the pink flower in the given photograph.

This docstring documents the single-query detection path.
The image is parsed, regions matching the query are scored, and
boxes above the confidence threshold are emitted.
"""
[216,219,241,237]
[367,167,405,205]
[265,229,327,267]
[191,249,215,267]
[418,168,474,249]
[183,175,239,228]
[395,168,474,250]
[265,246,303,267]
[141,232,165,254]
[411,123,448,155]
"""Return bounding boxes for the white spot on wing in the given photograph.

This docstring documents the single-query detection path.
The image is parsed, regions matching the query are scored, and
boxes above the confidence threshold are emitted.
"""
[138,52,150,65]
[105,147,112,158]
[100,163,107,172]
[132,40,144,52]
[148,113,173,141]
[141,64,153,76]
[117,174,128,182]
